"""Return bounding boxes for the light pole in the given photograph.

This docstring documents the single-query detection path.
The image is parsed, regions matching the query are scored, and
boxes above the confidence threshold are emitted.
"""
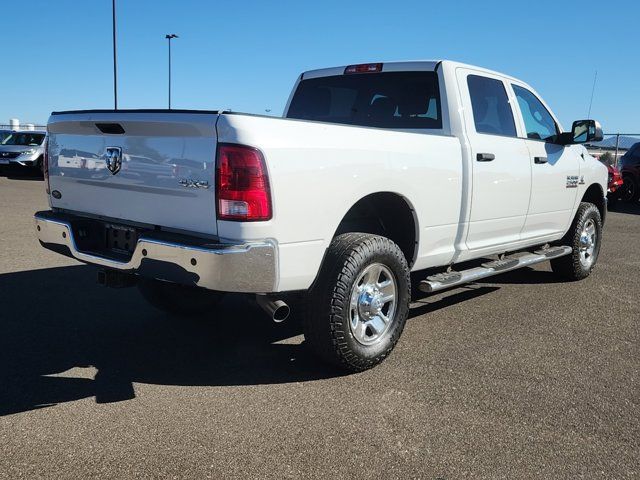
[112,0,118,109]
[165,34,178,109]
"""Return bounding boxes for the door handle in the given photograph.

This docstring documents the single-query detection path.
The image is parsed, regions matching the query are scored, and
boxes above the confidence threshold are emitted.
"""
[534,156,548,164]
[476,153,495,162]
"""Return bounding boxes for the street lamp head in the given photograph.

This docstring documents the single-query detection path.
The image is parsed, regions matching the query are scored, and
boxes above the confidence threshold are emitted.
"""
[165,34,178,39]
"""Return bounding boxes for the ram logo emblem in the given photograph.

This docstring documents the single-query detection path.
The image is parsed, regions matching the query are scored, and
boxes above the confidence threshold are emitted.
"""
[104,147,122,175]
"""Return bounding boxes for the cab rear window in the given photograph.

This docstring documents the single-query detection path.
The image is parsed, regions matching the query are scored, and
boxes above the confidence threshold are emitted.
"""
[286,71,442,129]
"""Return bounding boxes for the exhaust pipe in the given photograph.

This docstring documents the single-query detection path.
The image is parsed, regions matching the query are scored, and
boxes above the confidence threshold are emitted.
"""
[256,295,290,323]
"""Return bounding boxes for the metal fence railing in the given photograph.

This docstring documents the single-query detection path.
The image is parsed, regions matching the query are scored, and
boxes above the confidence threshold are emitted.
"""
[0,124,47,131]
[586,133,639,167]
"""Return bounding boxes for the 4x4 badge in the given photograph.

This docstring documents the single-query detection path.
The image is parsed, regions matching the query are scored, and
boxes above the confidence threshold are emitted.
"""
[105,147,122,175]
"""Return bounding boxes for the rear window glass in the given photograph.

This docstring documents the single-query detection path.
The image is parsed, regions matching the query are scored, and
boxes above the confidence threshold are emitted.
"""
[626,142,640,159]
[286,71,442,129]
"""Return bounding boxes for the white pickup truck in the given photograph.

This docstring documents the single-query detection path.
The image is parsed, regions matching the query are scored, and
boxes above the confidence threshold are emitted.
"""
[36,60,607,371]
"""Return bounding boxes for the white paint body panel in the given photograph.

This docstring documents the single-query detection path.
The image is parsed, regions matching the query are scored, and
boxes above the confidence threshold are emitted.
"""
[215,114,462,290]
[44,60,608,292]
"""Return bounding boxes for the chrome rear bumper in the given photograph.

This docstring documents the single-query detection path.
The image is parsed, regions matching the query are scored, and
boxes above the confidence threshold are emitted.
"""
[34,210,277,293]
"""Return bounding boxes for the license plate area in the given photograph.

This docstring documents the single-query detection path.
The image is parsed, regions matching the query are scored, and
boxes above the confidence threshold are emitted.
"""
[105,224,138,255]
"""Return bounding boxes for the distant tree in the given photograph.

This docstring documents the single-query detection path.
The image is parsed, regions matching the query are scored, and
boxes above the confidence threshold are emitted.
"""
[600,151,614,166]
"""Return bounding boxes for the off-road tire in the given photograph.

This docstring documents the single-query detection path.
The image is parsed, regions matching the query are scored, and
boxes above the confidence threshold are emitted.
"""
[137,278,225,317]
[304,233,411,372]
[551,202,602,280]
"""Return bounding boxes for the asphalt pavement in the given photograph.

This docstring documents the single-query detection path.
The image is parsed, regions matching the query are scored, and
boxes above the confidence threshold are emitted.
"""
[0,167,638,479]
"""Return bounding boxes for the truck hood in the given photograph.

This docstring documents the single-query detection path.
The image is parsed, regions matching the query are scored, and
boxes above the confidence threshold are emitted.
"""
[0,145,44,154]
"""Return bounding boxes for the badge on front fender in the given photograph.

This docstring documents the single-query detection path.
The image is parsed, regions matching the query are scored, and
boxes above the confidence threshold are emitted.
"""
[566,175,579,188]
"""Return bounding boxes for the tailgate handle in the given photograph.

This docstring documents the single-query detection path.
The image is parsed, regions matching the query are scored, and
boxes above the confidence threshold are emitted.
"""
[96,123,125,134]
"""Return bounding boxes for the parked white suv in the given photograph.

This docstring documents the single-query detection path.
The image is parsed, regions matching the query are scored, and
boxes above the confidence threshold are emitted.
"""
[35,60,607,371]
[0,130,46,172]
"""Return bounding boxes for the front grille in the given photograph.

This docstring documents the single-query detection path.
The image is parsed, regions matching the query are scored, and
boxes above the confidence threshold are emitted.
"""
[0,152,21,159]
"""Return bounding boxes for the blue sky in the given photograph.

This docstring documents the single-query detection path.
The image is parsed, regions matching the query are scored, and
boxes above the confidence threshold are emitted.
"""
[1,0,638,132]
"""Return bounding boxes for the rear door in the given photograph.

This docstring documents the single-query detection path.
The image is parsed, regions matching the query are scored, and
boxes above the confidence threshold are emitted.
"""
[509,84,580,239]
[47,111,219,235]
[456,69,531,251]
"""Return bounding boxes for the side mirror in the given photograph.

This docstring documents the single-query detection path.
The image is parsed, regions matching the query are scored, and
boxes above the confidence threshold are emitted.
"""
[569,119,603,144]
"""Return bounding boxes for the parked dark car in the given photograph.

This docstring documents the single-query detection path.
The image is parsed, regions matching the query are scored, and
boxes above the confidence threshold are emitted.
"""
[618,142,640,203]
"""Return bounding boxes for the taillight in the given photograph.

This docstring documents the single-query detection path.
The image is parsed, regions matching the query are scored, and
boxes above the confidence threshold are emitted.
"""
[344,63,383,74]
[216,144,272,221]
[613,169,623,186]
[43,139,50,194]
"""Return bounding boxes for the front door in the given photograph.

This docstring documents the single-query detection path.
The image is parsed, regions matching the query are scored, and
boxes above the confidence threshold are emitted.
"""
[457,69,532,251]
[510,83,580,239]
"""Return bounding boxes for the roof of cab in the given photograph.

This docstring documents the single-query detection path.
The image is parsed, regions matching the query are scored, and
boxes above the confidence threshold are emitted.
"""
[301,60,523,84]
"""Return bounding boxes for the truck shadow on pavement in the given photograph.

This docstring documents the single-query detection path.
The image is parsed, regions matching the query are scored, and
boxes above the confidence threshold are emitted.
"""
[0,263,544,416]
[0,265,337,416]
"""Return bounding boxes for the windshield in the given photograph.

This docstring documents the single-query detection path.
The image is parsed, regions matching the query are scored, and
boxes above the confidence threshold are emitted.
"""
[287,71,442,129]
[1,132,45,146]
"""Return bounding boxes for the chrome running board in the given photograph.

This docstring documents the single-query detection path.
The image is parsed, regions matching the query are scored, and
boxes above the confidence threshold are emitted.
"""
[419,246,572,293]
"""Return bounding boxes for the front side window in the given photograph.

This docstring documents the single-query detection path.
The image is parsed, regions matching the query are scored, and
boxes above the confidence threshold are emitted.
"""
[466,75,517,137]
[512,85,558,142]
[287,71,442,129]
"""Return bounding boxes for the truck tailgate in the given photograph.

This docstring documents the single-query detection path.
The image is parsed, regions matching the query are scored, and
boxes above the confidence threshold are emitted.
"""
[47,110,220,236]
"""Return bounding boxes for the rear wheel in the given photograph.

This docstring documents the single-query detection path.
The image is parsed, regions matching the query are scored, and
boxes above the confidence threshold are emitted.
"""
[137,278,225,317]
[304,233,411,372]
[620,174,639,203]
[551,202,602,280]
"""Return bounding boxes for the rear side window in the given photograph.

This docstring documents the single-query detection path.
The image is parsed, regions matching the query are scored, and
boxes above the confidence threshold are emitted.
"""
[286,71,442,129]
[512,85,558,141]
[467,75,516,137]
[624,143,640,162]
